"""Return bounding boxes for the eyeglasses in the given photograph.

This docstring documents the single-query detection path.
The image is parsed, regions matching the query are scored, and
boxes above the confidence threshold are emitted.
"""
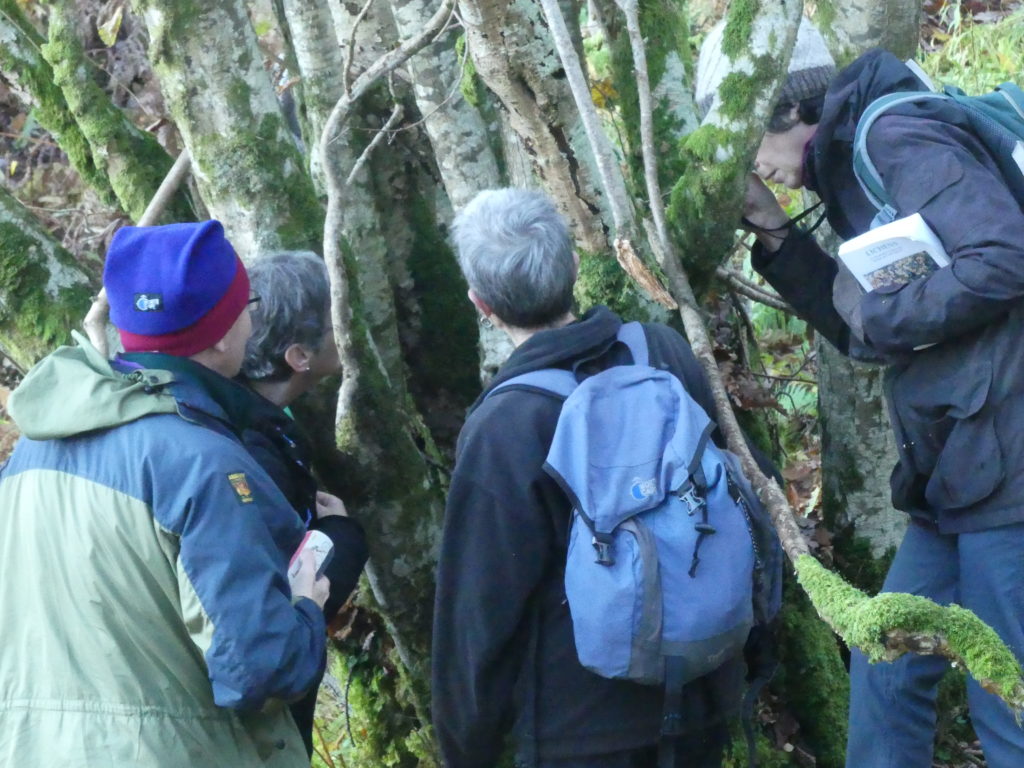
[247,295,262,307]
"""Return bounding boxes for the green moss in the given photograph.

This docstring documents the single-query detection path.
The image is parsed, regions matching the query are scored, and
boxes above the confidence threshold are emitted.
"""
[795,555,1024,709]
[0,222,94,366]
[41,4,194,223]
[721,0,760,59]
[774,574,848,768]
[609,0,692,188]
[455,34,481,108]
[0,0,116,205]
[574,248,650,321]
[191,111,323,250]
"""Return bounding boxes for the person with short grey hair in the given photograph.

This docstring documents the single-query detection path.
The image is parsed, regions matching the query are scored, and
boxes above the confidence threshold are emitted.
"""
[243,251,333,384]
[238,250,368,759]
[452,187,576,331]
[432,188,753,768]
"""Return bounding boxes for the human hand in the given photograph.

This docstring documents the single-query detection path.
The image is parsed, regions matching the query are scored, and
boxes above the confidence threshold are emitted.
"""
[291,551,331,610]
[743,173,790,253]
[316,491,347,519]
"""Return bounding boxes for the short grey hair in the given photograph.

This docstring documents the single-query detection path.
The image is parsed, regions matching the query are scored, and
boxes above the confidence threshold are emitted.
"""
[242,251,331,382]
[452,188,576,328]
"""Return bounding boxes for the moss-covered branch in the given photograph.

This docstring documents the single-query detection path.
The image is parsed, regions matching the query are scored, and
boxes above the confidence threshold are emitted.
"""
[40,2,192,224]
[796,554,1024,709]
[0,187,95,368]
[0,0,113,203]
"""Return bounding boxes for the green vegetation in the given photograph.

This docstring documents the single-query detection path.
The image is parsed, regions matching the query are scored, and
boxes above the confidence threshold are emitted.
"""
[920,9,1024,93]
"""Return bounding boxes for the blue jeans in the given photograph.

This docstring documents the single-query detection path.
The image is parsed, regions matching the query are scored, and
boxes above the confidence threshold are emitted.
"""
[536,724,728,768]
[846,520,1024,768]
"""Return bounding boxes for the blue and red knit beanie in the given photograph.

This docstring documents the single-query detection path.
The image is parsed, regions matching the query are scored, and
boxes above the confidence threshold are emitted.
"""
[104,220,250,357]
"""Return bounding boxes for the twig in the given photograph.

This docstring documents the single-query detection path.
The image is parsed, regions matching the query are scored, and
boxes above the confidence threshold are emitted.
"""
[748,372,817,386]
[319,0,456,430]
[313,719,338,768]
[345,78,403,188]
[343,0,377,97]
[716,266,792,312]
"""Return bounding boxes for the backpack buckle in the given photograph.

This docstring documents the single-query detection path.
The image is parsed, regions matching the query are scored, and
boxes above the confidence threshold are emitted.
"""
[678,486,705,515]
[592,535,615,566]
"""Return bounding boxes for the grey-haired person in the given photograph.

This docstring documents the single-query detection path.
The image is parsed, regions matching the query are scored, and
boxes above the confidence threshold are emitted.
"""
[239,250,369,760]
[697,17,1024,768]
[430,187,775,768]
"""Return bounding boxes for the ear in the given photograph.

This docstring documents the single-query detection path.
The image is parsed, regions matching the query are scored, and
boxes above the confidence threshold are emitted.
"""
[467,288,493,318]
[283,342,312,374]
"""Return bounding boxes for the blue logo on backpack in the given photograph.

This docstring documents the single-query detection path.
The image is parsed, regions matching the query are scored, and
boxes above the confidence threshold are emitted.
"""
[487,322,782,688]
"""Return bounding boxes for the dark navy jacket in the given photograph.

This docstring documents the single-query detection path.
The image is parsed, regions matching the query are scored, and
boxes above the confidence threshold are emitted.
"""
[431,307,750,767]
[240,389,369,758]
[753,50,1024,533]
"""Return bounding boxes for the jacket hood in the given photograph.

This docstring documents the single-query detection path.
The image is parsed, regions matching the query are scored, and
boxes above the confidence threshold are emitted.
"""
[8,331,178,440]
[471,306,622,411]
[807,49,927,236]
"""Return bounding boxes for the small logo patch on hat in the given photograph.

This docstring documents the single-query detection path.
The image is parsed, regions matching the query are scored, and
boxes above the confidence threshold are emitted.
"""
[227,472,254,504]
[134,293,164,312]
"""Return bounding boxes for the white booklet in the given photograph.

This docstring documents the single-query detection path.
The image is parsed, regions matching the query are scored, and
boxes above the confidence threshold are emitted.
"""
[837,213,950,292]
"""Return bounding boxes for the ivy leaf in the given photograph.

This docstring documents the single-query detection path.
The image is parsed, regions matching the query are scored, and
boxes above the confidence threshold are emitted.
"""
[97,5,124,47]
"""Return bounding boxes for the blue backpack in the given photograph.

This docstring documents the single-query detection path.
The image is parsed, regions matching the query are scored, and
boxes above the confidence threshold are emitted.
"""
[488,323,782,729]
[854,65,1024,228]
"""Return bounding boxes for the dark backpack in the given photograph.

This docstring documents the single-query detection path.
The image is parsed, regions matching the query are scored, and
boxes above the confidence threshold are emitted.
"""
[853,67,1024,228]
[487,322,783,756]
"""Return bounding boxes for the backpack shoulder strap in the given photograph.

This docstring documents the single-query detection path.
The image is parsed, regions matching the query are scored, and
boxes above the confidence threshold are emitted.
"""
[484,368,579,401]
[616,321,649,367]
[853,90,950,220]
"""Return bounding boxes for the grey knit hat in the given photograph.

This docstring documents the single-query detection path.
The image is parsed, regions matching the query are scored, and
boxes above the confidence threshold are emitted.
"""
[695,16,836,119]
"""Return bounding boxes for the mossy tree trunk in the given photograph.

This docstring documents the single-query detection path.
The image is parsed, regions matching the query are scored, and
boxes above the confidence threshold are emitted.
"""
[0,188,95,369]
[134,0,324,256]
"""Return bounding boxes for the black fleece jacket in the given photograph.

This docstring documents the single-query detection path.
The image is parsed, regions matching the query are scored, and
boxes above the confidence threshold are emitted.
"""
[241,388,368,757]
[752,50,1024,532]
[431,307,762,767]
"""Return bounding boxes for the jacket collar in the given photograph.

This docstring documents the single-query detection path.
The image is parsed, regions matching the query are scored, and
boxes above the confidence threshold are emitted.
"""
[471,306,622,411]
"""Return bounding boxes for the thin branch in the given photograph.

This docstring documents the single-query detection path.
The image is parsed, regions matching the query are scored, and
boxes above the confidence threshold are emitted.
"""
[345,78,403,188]
[138,149,192,227]
[344,0,377,98]
[716,266,792,312]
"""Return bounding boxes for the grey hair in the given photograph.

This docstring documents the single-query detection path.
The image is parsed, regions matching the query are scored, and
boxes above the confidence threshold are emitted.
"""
[452,188,576,329]
[242,251,331,382]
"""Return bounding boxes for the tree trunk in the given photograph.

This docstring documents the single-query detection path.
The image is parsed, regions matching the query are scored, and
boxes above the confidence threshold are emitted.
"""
[42,1,193,223]
[458,0,609,253]
[134,0,323,256]
[818,0,922,63]
[0,0,115,204]
[0,187,95,368]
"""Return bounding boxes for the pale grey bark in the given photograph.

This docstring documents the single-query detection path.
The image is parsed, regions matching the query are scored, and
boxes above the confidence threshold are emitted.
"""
[135,0,321,256]
[458,0,609,254]
[390,0,500,210]
[820,0,921,62]
[817,340,905,558]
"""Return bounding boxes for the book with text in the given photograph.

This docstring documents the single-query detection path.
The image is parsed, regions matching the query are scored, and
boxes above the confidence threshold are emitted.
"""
[837,213,950,292]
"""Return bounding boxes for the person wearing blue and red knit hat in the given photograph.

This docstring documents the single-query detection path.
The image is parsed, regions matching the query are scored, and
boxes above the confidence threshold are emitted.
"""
[0,220,329,767]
